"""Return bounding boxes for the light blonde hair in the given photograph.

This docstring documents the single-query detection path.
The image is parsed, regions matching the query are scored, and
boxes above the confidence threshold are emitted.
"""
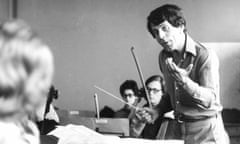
[0,19,54,116]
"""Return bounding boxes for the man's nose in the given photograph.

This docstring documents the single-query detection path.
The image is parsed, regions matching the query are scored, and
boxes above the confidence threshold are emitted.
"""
[149,91,154,97]
[158,30,166,40]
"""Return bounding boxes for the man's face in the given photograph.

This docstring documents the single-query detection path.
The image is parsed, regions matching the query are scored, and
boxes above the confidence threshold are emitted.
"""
[151,20,184,52]
[147,81,163,107]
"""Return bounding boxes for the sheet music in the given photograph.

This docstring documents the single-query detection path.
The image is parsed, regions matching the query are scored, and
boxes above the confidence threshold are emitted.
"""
[48,124,119,144]
[48,124,183,144]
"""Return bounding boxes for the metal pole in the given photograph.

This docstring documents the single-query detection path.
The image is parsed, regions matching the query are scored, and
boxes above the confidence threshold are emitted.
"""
[9,0,18,19]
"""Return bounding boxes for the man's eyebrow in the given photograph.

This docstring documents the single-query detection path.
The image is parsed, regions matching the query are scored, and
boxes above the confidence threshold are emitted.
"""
[152,23,166,29]
[159,23,168,28]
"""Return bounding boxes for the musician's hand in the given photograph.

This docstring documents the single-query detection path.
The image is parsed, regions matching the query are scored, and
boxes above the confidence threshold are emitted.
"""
[166,57,193,86]
[136,107,159,123]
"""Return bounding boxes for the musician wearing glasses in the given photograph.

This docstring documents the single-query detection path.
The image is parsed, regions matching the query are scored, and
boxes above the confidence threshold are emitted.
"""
[131,75,179,139]
[140,75,166,139]
[145,75,164,108]
[114,80,141,118]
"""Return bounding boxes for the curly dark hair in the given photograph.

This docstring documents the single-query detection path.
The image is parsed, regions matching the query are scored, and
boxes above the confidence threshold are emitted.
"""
[119,80,139,97]
[147,4,186,38]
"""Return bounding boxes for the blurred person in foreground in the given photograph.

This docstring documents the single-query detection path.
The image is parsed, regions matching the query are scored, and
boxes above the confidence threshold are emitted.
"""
[0,19,54,144]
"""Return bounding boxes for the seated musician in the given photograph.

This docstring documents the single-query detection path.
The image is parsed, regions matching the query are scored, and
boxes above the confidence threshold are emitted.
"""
[114,80,142,118]
[131,75,181,139]
[0,19,54,144]
[141,75,167,139]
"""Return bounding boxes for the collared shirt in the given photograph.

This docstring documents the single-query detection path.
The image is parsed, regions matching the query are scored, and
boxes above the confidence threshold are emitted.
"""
[159,34,222,118]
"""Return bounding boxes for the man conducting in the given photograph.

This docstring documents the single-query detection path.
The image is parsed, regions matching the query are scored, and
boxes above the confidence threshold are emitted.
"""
[140,4,229,144]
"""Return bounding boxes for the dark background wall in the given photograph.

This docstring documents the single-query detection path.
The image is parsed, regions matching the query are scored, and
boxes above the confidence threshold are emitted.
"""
[1,0,240,111]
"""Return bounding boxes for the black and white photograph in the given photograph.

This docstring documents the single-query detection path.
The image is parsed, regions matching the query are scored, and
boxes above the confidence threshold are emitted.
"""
[0,0,240,144]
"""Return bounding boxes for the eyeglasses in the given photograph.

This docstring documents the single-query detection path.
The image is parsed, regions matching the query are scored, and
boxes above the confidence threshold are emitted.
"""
[147,88,162,94]
[123,93,135,97]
